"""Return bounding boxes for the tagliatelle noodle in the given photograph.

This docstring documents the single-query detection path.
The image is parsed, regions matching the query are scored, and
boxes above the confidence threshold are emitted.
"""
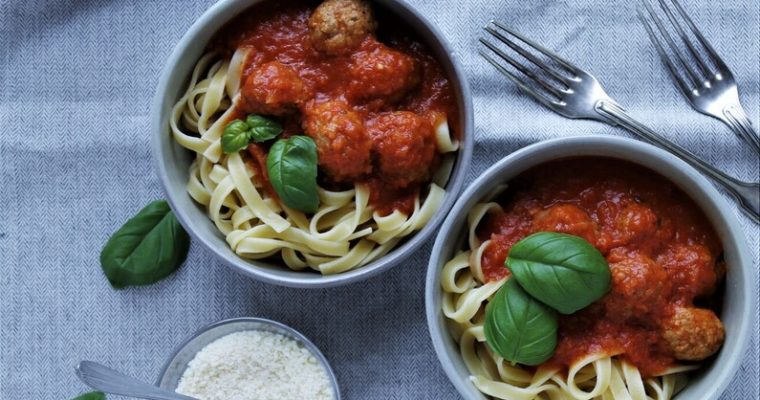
[439,201,697,399]
[169,51,456,274]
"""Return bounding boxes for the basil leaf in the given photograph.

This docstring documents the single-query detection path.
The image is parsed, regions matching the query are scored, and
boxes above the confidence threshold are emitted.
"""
[485,278,558,366]
[267,136,319,213]
[246,115,282,142]
[222,119,252,153]
[100,200,190,289]
[222,116,283,153]
[72,392,106,400]
[506,232,610,314]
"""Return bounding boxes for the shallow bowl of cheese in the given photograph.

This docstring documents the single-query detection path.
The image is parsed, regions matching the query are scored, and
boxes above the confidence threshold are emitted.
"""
[157,317,340,400]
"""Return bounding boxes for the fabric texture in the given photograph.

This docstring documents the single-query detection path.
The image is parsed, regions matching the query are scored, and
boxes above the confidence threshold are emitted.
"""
[0,0,757,399]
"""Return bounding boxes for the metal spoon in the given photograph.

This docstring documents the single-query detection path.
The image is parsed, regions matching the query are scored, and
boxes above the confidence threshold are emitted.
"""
[75,361,198,400]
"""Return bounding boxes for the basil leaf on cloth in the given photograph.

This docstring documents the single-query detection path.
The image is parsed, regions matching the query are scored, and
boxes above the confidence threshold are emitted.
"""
[484,278,558,366]
[506,231,610,314]
[100,200,190,288]
[72,392,106,400]
[267,136,319,213]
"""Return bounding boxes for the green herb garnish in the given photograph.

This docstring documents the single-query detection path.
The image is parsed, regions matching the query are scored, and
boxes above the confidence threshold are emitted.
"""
[72,391,106,400]
[505,232,611,314]
[267,136,319,213]
[245,115,283,142]
[221,115,282,153]
[100,200,190,288]
[484,278,558,366]
[221,120,252,153]
[484,232,611,365]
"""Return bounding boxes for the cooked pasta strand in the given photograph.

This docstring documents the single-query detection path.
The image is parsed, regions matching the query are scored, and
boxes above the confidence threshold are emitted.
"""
[171,52,453,274]
[440,201,694,399]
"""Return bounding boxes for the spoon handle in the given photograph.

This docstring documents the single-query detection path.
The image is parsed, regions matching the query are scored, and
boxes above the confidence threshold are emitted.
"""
[75,361,198,400]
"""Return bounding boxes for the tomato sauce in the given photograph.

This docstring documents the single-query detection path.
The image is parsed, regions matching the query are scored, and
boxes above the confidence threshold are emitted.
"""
[212,0,459,215]
[246,143,279,201]
[365,177,417,216]
[476,158,723,377]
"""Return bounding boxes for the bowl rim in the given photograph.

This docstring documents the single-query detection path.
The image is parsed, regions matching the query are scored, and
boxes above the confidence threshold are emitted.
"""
[424,135,757,400]
[155,316,342,399]
[150,0,474,288]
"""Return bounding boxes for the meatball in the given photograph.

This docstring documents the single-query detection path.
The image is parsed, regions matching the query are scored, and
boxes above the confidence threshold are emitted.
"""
[662,307,724,361]
[604,254,670,320]
[302,99,372,182]
[532,204,598,244]
[348,42,420,102]
[240,61,307,116]
[656,244,717,301]
[308,0,376,55]
[614,202,658,242]
[366,111,436,189]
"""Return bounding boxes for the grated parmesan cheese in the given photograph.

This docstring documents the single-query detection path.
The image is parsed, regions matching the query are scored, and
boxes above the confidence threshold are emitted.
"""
[176,330,334,400]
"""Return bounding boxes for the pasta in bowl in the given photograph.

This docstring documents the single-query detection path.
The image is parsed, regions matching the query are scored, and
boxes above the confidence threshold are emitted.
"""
[425,136,755,400]
[152,0,472,286]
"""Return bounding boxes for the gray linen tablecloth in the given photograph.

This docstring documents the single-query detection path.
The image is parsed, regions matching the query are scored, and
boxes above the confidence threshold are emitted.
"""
[1,0,758,399]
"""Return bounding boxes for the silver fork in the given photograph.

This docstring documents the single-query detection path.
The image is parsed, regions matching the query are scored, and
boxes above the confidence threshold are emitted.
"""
[639,0,759,152]
[479,21,759,223]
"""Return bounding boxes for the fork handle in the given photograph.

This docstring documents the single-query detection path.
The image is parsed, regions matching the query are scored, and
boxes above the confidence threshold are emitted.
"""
[595,100,759,224]
[722,104,760,153]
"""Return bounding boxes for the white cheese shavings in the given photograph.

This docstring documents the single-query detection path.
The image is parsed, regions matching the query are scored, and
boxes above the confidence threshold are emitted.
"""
[176,330,334,400]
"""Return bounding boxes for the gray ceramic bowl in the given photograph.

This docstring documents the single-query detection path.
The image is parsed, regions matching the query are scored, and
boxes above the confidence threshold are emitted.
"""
[425,135,756,400]
[157,317,341,399]
[151,0,473,288]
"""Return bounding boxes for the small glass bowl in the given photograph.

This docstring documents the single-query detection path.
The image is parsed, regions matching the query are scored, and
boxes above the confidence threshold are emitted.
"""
[156,317,341,399]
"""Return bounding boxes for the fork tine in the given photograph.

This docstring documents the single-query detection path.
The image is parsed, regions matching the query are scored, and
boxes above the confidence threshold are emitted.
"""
[641,0,701,89]
[637,8,693,95]
[491,20,584,78]
[669,0,727,72]
[483,25,570,87]
[478,37,565,99]
[657,0,711,78]
[478,49,561,110]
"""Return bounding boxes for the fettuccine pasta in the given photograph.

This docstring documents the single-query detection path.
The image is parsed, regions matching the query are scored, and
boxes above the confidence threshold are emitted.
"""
[170,48,457,274]
[440,157,726,400]
[442,204,696,400]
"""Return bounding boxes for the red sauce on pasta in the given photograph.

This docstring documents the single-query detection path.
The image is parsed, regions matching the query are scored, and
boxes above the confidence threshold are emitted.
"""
[477,158,723,377]
[212,0,458,215]
[365,178,417,216]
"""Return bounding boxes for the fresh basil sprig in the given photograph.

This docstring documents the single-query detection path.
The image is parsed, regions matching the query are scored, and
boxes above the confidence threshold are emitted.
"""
[221,115,283,153]
[267,136,319,213]
[485,278,558,366]
[222,120,252,153]
[245,115,282,142]
[72,391,106,400]
[100,200,190,289]
[506,232,610,314]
